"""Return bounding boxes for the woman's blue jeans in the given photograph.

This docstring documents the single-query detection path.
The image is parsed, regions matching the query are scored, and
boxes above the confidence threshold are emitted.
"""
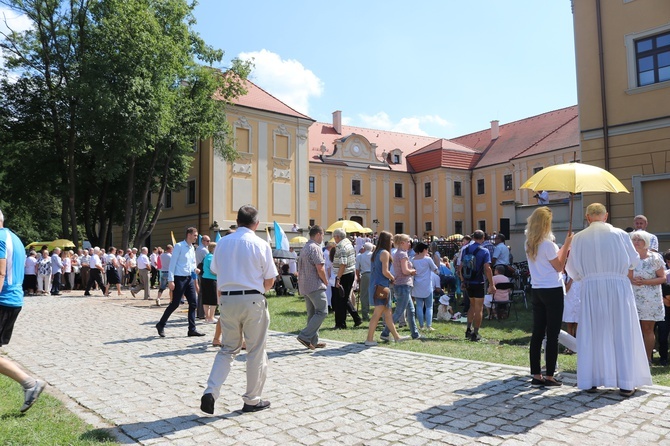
[415,294,434,328]
[381,284,419,339]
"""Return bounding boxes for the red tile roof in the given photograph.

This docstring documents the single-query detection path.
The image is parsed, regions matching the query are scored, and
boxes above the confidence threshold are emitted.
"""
[406,139,481,172]
[308,122,439,172]
[222,79,314,121]
[451,105,579,169]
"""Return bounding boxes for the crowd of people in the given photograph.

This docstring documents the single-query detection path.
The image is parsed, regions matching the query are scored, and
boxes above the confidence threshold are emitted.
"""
[3,202,669,416]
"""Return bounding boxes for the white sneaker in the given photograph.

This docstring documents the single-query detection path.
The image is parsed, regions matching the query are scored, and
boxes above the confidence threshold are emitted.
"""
[364,341,378,346]
[379,334,390,342]
[21,380,46,413]
[155,298,161,306]
[427,326,435,331]
[394,336,410,342]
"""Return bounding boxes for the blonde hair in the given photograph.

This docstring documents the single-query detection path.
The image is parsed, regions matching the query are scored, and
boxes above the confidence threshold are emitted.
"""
[630,231,651,250]
[208,241,217,253]
[525,206,553,261]
[393,233,411,247]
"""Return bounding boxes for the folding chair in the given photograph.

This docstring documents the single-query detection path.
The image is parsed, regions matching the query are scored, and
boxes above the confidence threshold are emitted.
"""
[489,282,517,321]
[281,275,298,295]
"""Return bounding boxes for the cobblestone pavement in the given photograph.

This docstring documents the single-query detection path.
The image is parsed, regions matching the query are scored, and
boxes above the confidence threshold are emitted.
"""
[5,292,670,445]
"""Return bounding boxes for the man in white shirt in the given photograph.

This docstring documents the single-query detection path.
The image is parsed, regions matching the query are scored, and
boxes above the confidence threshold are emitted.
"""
[201,205,277,415]
[84,247,105,296]
[633,215,659,252]
[23,250,38,295]
[131,247,151,299]
[156,245,173,306]
[50,248,63,295]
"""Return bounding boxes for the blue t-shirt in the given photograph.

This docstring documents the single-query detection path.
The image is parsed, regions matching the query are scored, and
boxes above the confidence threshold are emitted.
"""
[464,242,491,285]
[202,253,216,280]
[0,228,26,307]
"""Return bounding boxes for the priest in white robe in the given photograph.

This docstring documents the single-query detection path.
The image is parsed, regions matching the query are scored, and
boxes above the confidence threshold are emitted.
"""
[565,203,651,396]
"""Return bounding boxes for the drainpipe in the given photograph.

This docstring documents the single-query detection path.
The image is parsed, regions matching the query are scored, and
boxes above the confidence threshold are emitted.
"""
[596,0,611,213]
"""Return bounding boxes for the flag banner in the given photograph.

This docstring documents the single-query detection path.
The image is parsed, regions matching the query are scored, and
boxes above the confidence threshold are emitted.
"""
[273,221,289,250]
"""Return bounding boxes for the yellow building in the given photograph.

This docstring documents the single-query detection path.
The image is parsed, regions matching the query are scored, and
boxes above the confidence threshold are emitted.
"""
[147,79,580,252]
[150,80,314,245]
[572,0,670,244]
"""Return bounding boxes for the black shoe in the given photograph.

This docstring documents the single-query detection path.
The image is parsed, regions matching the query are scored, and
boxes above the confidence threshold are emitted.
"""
[200,393,215,414]
[155,324,165,337]
[531,378,546,387]
[354,319,363,327]
[619,388,636,397]
[188,331,206,337]
[242,400,271,413]
[465,328,472,339]
[543,378,563,387]
[84,292,91,296]
[470,332,481,342]
[586,386,598,393]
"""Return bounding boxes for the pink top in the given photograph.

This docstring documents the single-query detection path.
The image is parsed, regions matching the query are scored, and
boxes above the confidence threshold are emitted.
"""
[493,275,511,301]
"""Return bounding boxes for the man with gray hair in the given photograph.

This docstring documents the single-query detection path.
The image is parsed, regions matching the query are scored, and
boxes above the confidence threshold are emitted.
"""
[84,247,105,296]
[0,209,47,412]
[331,228,362,329]
[50,247,62,296]
[355,242,374,321]
[566,203,651,396]
[296,225,329,349]
[131,247,151,300]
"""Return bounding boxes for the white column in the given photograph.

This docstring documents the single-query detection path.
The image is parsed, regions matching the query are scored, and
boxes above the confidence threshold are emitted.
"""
[490,170,498,232]
[383,173,390,233]
[370,172,377,226]
[409,177,416,236]
[320,170,329,226]
[296,128,308,227]
[465,177,472,233]
[258,122,268,223]
[445,173,453,234]
[336,170,343,221]
[212,140,227,224]
[432,173,439,235]
[520,162,529,204]
[514,165,521,204]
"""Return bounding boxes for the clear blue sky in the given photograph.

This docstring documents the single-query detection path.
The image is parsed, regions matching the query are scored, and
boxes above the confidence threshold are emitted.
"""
[193,1,577,138]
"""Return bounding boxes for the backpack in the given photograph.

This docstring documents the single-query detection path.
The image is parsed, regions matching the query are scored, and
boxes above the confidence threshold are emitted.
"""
[461,246,482,281]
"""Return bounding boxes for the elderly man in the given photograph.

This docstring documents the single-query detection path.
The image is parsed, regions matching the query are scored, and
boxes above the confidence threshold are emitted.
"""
[634,215,659,252]
[84,247,105,296]
[331,229,362,329]
[50,248,63,295]
[356,242,374,321]
[201,205,277,414]
[566,203,651,396]
[131,247,151,300]
[296,225,329,350]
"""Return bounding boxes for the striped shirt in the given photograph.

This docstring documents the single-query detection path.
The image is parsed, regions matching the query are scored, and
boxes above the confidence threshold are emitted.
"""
[333,238,356,276]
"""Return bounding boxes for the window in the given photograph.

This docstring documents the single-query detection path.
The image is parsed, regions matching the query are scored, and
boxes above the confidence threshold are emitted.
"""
[309,219,315,227]
[478,220,486,232]
[395,222,404,234]
[236,127,250,153]
[425,221,432,232]
[504,174,513,191]
[454,181,462,197]
[477,179,485,195]
[393,154,401,164]
[424,182,431,198]
[187,179,196,205]
[394,183,403,198]
[351,179,361,195]
[636,31,670,86]
[454,221,463,235]
[275,135,289,159]
[309,176,315,193]
[533,166,543,174]
[164,190,172,209]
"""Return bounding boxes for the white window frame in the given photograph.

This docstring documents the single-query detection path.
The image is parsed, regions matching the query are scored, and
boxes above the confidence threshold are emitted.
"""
[625,23,670,93]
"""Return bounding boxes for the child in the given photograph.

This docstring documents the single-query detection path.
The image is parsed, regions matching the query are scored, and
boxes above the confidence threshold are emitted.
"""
[491,265,512,318]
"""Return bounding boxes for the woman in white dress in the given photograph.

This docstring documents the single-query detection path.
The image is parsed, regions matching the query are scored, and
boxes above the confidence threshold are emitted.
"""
[629,231,666,363]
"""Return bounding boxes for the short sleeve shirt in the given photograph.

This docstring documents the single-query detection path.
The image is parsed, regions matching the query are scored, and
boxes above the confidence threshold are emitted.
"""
[0,228,26,307]
[298,239,326,295]
[332,238,356,276]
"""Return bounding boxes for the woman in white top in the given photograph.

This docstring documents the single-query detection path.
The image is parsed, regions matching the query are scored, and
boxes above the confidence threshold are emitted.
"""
[525,207,572,387]
[629,230,666,363]
[411,242,438,330]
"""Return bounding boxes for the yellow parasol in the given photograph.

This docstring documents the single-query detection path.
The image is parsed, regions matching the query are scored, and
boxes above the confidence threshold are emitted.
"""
[360,227,374,234]
[289,236,308,244]
[325,220,365,233]
[521,162,629,232]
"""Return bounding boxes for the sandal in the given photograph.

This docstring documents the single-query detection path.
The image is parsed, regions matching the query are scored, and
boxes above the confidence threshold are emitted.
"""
[212,341,221,347]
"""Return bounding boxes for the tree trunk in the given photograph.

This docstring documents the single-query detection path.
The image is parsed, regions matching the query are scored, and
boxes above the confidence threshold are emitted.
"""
[135,151,172,247]
[121,155,136,249]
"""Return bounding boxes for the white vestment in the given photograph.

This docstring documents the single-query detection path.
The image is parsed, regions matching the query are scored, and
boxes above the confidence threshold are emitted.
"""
[566,221,651,390]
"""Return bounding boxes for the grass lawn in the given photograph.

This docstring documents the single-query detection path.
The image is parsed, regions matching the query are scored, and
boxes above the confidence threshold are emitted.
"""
[0,371,117,446]
[268,292,670,387]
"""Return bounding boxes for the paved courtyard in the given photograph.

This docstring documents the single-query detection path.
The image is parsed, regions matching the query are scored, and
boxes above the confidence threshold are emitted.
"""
[5,292,670,445]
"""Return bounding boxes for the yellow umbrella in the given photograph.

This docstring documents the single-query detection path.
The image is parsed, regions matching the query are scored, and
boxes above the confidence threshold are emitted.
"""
[50,239,76,249]
[360,227,374,234]
[521,162,629,232]
[289,236,308,244]
[446,234,463,241]
[325,220,365,233]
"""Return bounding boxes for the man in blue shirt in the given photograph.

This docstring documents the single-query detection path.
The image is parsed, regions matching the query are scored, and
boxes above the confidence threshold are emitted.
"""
[460,230,496,342]
[156,227,205,337]
[0,209,46,412]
